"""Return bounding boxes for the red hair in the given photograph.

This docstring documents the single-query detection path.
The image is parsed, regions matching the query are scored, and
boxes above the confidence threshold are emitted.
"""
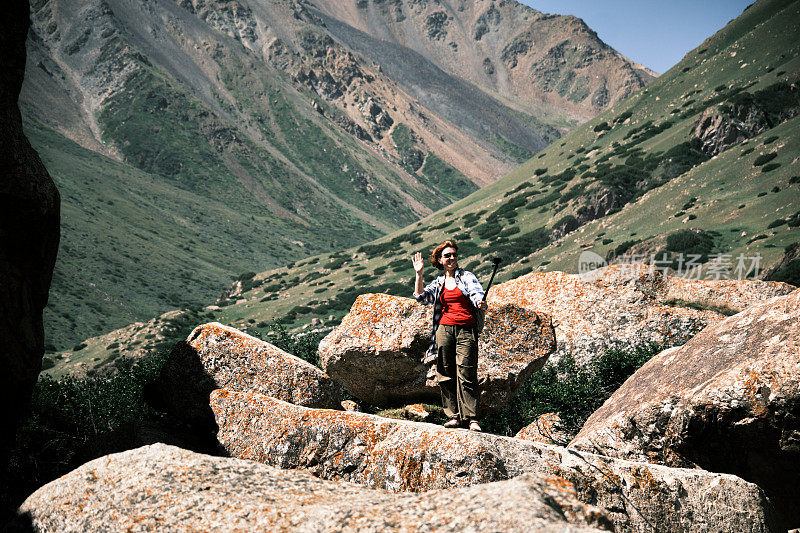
[430,240,458,270]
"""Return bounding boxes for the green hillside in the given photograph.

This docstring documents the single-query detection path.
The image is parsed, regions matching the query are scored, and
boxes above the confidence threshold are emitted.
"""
[47,0,799,373]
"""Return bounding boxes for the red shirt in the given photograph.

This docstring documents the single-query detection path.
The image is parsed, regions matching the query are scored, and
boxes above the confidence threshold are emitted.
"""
[439,285,476,325]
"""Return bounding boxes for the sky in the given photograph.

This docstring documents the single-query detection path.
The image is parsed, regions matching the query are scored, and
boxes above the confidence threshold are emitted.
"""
[518,1,755,74]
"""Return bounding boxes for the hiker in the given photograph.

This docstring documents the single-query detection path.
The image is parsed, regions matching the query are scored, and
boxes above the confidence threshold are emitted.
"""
[412,240,487,432]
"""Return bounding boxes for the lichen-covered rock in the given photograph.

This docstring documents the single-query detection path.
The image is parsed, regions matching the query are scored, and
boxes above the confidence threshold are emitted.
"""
[148,322,343,424]
[319,294,432,405]
[516,412,572,445]
[210,390,775,532]
[475,303,556,412]
[319,293,555,411]
[17,443,611,532]
[490,263,794,366]
[0,0,60,456]
[571,289,800,528]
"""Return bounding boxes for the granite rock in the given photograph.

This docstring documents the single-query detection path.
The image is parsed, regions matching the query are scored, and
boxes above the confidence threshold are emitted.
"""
[17,443,611,532]
[210,389,775,532]
[515,412,572,446]
[571,289,800,528]
[148,322,344,424]
[489,263,794,366]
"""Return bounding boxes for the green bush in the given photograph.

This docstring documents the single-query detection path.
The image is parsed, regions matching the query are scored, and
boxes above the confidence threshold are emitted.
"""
[753,153,777,166]
[263,321,321,367]
[483,344,663,437]
[593,121,611,132]
[761,162,781,173]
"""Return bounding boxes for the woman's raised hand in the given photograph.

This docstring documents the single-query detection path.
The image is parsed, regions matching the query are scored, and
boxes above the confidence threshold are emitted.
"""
[412,252,424,273]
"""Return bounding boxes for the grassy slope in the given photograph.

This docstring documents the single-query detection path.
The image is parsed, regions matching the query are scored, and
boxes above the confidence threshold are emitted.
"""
[48,0,799,371]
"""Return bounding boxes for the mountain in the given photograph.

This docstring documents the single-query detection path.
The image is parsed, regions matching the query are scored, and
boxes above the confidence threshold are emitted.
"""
[22,0,652,350]
[45,0,799,376]
[310,0,656,117]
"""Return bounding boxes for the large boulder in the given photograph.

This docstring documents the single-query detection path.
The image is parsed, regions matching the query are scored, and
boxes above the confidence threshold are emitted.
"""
[319,293,555,411]
[16,443,611,532]
[210,389,775,532]
[148,322,344,424]
[0,0,60,458]
[571,289,800,528]
[490,263,794,366]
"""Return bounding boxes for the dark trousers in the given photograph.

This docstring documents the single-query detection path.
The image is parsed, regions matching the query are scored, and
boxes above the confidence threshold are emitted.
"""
[435,324,479,420]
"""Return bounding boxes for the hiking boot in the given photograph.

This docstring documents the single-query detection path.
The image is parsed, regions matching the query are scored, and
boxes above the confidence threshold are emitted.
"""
[469,420,482,432]
[444,418,461,428]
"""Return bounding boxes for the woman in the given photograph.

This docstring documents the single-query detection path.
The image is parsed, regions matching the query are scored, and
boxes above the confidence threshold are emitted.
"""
[412,240,487,431]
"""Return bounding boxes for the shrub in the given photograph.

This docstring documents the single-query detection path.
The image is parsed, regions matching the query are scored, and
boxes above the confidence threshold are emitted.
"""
[753,153,778,166]
[765,243,800,286]
[264,321,321,367]
[761,163,780,172]
[483,344,663,436]
[767,218,786,229]
[73,343,87,352]
[593,121,610,132]
[663,230,715,263]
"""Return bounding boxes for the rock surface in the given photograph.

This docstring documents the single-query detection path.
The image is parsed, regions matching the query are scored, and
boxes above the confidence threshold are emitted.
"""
[319,293,555,411]
[489,263,794,366]
[571,289,800,528]
[148,322,343,424]
[516,412,572,446]
[17,443,611,532]
[210,390,775,532]
[0,0,60,457]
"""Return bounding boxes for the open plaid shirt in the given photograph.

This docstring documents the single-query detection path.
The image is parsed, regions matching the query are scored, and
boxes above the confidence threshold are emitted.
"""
[413,268,485,362]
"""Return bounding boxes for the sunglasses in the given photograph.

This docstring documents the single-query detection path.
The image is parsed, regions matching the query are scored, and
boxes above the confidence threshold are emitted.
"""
[441,252,457,258]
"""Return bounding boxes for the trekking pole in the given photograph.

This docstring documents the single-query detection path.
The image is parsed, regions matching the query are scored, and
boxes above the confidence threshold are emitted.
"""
[482,257,502,301]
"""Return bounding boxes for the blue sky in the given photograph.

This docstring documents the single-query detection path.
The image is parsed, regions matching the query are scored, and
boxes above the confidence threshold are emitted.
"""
[518,1,754,73]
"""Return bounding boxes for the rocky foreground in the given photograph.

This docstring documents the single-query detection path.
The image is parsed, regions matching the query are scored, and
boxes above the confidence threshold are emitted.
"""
[148,322,345,425]
[490,263,794,365]
[210,390,774,532]
[16,444,611,532]
[16,269,798,531]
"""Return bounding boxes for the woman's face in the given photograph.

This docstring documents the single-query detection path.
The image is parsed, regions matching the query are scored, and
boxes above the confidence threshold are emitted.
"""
[440,247,458,271]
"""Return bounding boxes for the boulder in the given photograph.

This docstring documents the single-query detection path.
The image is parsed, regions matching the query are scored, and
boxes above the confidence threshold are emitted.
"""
[148,322,343,424]
[17,443,611,532]
[489,263,794,366]
[0,0,60,458]
[319,293,555,411]
[571,289,800,528]
[319,293,432,405]
[210,390,775,532]
[515,412,572,446]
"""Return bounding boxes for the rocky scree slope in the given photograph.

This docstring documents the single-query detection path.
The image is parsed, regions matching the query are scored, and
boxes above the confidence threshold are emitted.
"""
[312,0,656,119]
